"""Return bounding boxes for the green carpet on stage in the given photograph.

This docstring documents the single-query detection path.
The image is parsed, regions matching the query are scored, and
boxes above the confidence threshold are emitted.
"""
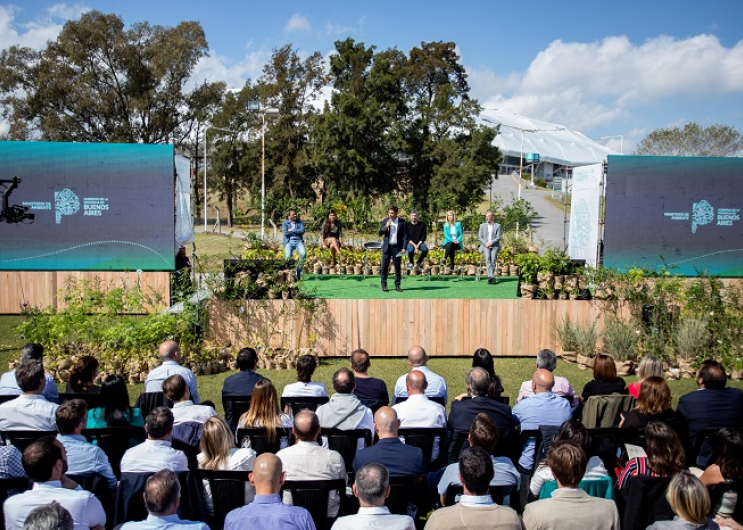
[299,274,519,300]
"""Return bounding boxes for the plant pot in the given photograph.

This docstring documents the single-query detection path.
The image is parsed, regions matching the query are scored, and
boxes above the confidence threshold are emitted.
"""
[500,269,508,276]
[578,276,589,290]
[528,246,539,254]
[570,291,581,300]
[509,265,520,276]
[322,266,330,275]
[467,265,477,275]
[313,263,322,274]
[372,266,381,275]
[615,360,635,376]
[520,283,537,299]
[430,266,440,276]
[565,275,578,291]
[554,275,564,290]
[354,265,363,275]
[545,292,556,300]
[338,266,346,274]
[537,272,549,283]
[678,357,696,378]
[577,354,594,370]
[559,291,569,300]
[594,288,607,300]
[328,266,336,274]
[559,350,577,364]
[364,267,372,276]
[731,369,743,381]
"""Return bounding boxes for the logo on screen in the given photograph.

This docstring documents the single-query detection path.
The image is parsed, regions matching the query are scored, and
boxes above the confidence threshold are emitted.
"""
[692,200,714,234]
[55,189,80,224]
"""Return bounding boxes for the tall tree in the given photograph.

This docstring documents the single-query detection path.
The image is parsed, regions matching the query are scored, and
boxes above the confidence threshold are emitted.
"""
[636,122,743,157]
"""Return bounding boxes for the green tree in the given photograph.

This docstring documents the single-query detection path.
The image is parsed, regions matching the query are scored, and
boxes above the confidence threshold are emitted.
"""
[636,122,742,157]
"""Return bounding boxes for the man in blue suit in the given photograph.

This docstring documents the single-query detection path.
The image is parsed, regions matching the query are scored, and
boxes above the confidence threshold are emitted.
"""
[378,205,408,292]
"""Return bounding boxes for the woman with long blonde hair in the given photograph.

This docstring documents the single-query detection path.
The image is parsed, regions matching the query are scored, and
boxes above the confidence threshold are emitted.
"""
[442,210,463,270]
[237,379,292,445]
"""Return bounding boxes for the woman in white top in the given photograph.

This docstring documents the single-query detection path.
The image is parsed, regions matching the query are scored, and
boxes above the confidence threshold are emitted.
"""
[197,415,256,514]
[282,354,328,397]
[530,419,609,497]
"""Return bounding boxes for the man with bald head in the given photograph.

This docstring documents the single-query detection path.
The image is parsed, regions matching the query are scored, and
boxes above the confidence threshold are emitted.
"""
[145,341,200,404]
[393,346,447,404]
[512,369,572,471]
[276,410,346,518]
[352,407,426,477]
[224,454,316,530]
[393,371,447,461]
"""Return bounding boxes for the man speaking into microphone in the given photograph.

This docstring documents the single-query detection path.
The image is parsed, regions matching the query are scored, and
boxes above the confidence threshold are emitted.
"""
[378,205,408,292]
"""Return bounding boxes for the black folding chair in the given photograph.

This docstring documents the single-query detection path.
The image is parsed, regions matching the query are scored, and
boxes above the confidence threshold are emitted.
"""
[280,396,329,416]
[320,428,373,474]
[195,469,252,530]
[690,427,722,469]
[386,475,418,515]
[397,427,447,471]
[617,474,674,530]
[116,471,205,526]
[282,478,346,530]
[444,483,519,508]
[59,392,102,409]
[236,427,293,455]
[394,395,447,407]
[82,427,147,478]
[134,392,172,418]
[0,394,20,405]
[1,430,57,452]
[222,396,252,433]
[67,472,114,522]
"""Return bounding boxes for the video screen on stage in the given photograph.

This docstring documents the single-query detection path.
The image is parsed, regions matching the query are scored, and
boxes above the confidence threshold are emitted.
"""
[603,155,743,277]
[0,142,175,271]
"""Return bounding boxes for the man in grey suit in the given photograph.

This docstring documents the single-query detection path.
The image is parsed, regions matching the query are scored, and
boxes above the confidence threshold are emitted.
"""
[478,211,501,285]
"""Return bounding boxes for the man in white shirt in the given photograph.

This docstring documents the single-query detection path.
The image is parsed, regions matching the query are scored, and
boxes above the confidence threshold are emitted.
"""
[0,343,59,403]
[3,436,106,530]
[478,211,502,285]
[393,346,448,404]
[121,407,189,473]
[55,399,117,490]
[277,410,346,518]
[145,341,200,404]
[163,375,216,425]
[393,370,446,461]
[331,462,414,530]
[0,361,58,431]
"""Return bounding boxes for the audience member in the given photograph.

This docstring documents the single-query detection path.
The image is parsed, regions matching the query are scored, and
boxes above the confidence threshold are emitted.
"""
[23,502,73,530]
[86,374,144,428]
[620,377,684,433]
[120,470,209,530]
[617,421,686,490]
[528,420,608,497]
[4,436,106,530]
[316,368,374,444]
[145,341,200,404]
[512,370,572,472]
[281,355,328,397]
[0,344,59,403]
[698,428,743,518]
[471,348,505,398]
[350,349,389,412]
[580,354,627,401]
[238,380,293,449]
[197,416,256,514]
[120,407,189,473]
[331,463,415,530]
[65,356,100,395]
[424,447,523,530]
[438,414,520,506]
[221,348,267,429]
[393,370,447,460]
[55,399,117,490]
[628,355,664,399]
[523,441,619,530]
[224,454,316,530]
[517,349,579,407]
[0,444,25,478]
[0,361,58,431]
[678,360,743,468]
[163,375,216,426]
[646,472,720,530]
[447,368,517,463]
[277,410,346,518]
[393,346,447,404]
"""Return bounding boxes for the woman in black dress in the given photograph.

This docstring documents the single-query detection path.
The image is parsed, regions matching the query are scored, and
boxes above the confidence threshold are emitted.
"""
[321,210,343,266]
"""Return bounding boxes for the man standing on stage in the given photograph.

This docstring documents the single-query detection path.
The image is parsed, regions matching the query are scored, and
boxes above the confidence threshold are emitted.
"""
[282,209,306,279]
[379,205,407,292]
[478,211,501,285]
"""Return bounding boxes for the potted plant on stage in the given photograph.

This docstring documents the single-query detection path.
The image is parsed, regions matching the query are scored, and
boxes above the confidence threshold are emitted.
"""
[602,317,638,375]
[515,252,540,299]
[553,316,579,363]
[575,319,599,370]
[429,248,445,276]
[674,318,708,378]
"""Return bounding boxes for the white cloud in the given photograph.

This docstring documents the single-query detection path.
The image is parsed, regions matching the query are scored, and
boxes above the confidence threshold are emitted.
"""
[0,3,90,51]
[191,48,269,90]
[285,13,310,33]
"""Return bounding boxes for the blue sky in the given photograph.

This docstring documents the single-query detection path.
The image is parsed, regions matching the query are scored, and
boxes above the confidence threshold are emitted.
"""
[3,0,743,152]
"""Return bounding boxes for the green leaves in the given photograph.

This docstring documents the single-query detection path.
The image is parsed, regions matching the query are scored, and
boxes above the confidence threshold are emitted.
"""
[636,122,742,157]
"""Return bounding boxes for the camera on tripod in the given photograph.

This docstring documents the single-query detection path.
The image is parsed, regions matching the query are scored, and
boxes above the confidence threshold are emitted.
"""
[1,177,35,224]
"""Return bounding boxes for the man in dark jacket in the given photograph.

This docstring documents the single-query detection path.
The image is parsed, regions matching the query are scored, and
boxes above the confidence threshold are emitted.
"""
[222,348,267,430]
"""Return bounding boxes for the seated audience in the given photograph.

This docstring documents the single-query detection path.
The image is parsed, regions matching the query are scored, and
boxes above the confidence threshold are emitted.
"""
[86,374,144,428]
[223,454,315,530]
[529,420,608,497]
[425,447,523,530]
[197,416,257,514]
[0,361,58,431]
[350,349,389,412]
[523,441,620,530]
[238,380,293,449]
[163,375,216,426]
[316,368,374,444]
[471,348,505,398]
[65,356,100,395]
[55,399,117,490]
[698,428,743,518]
[120,470,209,530]
[393,370,446,461]
[628,355,664,399]
[0,444,25,478]
[438,414,520,506]
[222,347,267,429]
[517,349,579,407]
[512,370,572,472]
[617,421,686,490]
[145,341,200,404]
[620,377,684,433]
[331,462,414,530]
[23,502,73,530]
[580,354,627,401]
[678,360,743,468]
[647,472,720,529]
[4,436,106,530]
[393,346,447,404]
[281,354,327,398]
[277,410,346,519]
[0,344,59,403]
[121,407,189,473]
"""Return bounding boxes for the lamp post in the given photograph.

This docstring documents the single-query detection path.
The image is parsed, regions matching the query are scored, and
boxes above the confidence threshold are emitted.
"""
[203,125,242,232]
[598,135,624,154]
[247,101,279,239]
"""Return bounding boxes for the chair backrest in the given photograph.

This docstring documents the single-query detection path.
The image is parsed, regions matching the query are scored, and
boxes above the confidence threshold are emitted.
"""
[397,427,447,471]
[282,479,346,530]
[236,427,293,456]
[1,430,58,452]
[492,395,510,405]
[386,475,418,516]
[172,422,203,472]
[116,471,205,526]
[134,392,173,418]
[195,469,251,530]
[320,428,372,471]
[690,427,722,469]
[582,394,636,429]
[67,472,114,520]
[588,427,645,473]
[280,396,330,416]
[518,426,561,474]
[222,396,252,433]
[0,477,31,530]
[59,392,102,409]
[618,474,674,530]
[394,395,446,407]
[444,483,518,508]
[0,394,19,405]
[82,427,147,478]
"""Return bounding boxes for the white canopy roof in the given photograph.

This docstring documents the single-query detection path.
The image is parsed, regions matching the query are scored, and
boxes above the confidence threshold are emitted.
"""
[478,110,616,167]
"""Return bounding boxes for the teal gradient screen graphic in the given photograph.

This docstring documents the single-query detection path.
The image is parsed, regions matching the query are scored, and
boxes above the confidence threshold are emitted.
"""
[603,155,743,277]
[0,142,175,271]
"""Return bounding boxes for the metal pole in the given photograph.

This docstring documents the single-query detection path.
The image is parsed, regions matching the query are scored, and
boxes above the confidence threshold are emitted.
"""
[518,131,524,200]
[261,113,266,239]
[203,127,207,232]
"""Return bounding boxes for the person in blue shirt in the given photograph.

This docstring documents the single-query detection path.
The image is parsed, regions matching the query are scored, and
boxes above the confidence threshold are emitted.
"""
[0,343,59,403]
[282,209,306,279]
